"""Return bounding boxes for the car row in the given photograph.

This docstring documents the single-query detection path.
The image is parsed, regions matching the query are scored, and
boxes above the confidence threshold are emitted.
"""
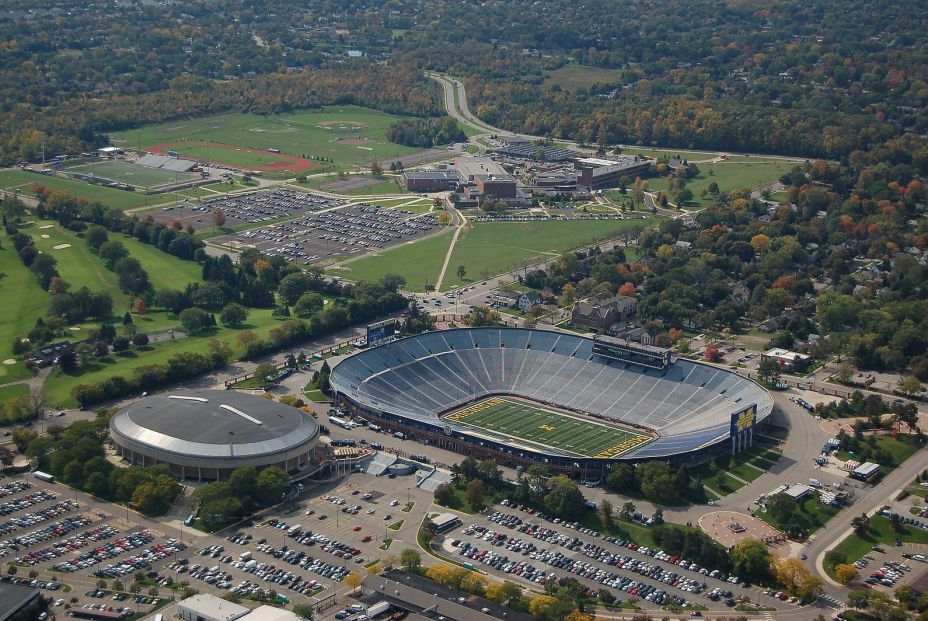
[52,530,157,572]
[92,538,187,578]
[0,499,80,535]
[0,489,58,516]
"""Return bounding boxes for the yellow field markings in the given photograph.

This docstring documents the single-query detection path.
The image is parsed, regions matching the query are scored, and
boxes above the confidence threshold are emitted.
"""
[538,424,556,432]
[594,434,649,458]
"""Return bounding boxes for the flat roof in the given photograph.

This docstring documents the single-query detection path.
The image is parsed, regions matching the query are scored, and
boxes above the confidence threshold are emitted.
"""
[178,593,249,620]
[853,462,880,475]
[403,171,460,180]
[764,348,811,361]
[242,606,303,621]
[455,156,506,179]
[0,582,40,618]
[430,512,460,526]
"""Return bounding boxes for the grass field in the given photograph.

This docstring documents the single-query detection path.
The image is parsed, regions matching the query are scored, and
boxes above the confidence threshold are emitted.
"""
[444,396,651,458]
[647,160,793,209]
[42,307,286,407]
[330,217,656,291]
[0,242,50,382]
[0,383,29,404]
[0,169,175,210]
[109,106,426,169]
[62,160,198,188]
[543,64,623,91]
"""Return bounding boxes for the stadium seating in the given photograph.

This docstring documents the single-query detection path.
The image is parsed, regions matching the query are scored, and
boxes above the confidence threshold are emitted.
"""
[331,328,774,459]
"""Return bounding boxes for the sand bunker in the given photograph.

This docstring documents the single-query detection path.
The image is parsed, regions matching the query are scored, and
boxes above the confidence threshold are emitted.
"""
[40,234,50,239]
[52,243,71,250]
[2,359,15,365]
[39,224,54,229]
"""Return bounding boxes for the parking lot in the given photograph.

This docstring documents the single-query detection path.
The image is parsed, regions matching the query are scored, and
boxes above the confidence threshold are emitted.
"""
[0,468,435,620]
[441,503,795,615]
[153,188,341,229]
[213,203,439,265]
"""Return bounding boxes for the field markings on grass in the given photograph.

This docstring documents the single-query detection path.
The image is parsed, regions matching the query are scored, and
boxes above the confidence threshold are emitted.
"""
[445,397,651,458]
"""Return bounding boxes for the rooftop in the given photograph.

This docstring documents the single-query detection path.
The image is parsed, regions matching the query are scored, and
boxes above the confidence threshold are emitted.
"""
[0,582,40,619]
[110,389,318,458]
[177,593,249,621]
[455,156,507,179]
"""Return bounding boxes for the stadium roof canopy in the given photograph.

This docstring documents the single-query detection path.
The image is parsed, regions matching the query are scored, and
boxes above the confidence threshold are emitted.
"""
[110,389,318,459]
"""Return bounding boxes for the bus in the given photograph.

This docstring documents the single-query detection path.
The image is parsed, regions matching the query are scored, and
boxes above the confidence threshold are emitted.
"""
[34,471,54,483]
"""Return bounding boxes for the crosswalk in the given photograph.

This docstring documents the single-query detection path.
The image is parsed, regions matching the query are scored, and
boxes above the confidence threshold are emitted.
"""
[819,593,844,609]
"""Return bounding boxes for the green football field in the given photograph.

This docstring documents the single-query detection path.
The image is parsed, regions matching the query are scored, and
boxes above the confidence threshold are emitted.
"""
[444,397,652,458]
[62,160,197,188]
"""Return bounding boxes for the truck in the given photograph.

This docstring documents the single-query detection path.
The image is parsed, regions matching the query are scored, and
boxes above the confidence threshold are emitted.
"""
[33,471,54,483]
[393,432,406,440]
[329,416,356,430]
[239,551,252,562]
[366,601,390,617]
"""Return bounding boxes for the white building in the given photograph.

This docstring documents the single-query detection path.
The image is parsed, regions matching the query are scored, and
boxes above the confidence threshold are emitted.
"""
[178,594,249,621]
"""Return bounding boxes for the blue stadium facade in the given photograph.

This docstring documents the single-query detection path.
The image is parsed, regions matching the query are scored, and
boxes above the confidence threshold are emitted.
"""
[330,328,774,476]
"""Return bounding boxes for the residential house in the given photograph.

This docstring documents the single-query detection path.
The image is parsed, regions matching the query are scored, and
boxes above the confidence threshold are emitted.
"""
[518,291,542,313]
[571,295,637,331]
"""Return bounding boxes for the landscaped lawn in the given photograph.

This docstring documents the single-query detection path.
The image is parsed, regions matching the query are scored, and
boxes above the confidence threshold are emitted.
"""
[0,169,175,210]
[109,105,427,168]
[645,160,794,210]
[0,384,28,403]
[42,308,285,407]
[834,434,922,473]
[826,515,928,576]
[542,64,623,92]
[328,228,454,291]
[0,239,51,382]
[757,493,840,538]
[334,217,655,292]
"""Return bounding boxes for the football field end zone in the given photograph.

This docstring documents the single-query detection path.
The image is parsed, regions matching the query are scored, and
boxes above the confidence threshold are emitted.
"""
[443,396,654,459]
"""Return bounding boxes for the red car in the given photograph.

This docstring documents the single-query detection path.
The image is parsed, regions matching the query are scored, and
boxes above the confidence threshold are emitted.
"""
[353,526,363,532]
[361,535,372,543]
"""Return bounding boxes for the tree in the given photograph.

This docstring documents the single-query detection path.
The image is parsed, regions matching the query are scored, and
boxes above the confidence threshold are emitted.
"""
[293,292,324,317]
[772,557,812,596]
[456,265,466,280]
[731,539,772,583]
[219,303,248,328]
[434,482,455,506]
[543,475,585,520]
[758,358,782,385]
[898,376,925,398]
[254,466,287,506]
[399,549,421,573]
[851,513,870,535]
[465,479,486,511]
[847,589,871,610]
[212,208,226,228]
[600,499,613,528]
[292,604,314,620]
[834,363,855,384]
[620,501,636,519]
[345,572,363,590]
[179,307,212,333]
[766,493,798,524]
[835,564,858,585]
[704,343,722,363]
[253,363,278,387]
[463,306,501,327]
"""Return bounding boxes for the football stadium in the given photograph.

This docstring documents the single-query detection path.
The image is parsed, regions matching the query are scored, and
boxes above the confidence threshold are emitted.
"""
[330,328,774,476]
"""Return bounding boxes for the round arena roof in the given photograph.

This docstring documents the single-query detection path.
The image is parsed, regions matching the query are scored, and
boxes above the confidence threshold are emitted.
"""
[110,389,319,463]
[331,328,773,460]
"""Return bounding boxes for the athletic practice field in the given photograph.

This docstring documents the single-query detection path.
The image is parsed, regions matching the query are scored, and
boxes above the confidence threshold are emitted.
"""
[444,397,652,459]
[62,159,198,189]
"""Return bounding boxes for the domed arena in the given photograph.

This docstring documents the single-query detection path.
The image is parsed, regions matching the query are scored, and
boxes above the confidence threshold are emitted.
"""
[330,328,773,476]
[109,389,320,481]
